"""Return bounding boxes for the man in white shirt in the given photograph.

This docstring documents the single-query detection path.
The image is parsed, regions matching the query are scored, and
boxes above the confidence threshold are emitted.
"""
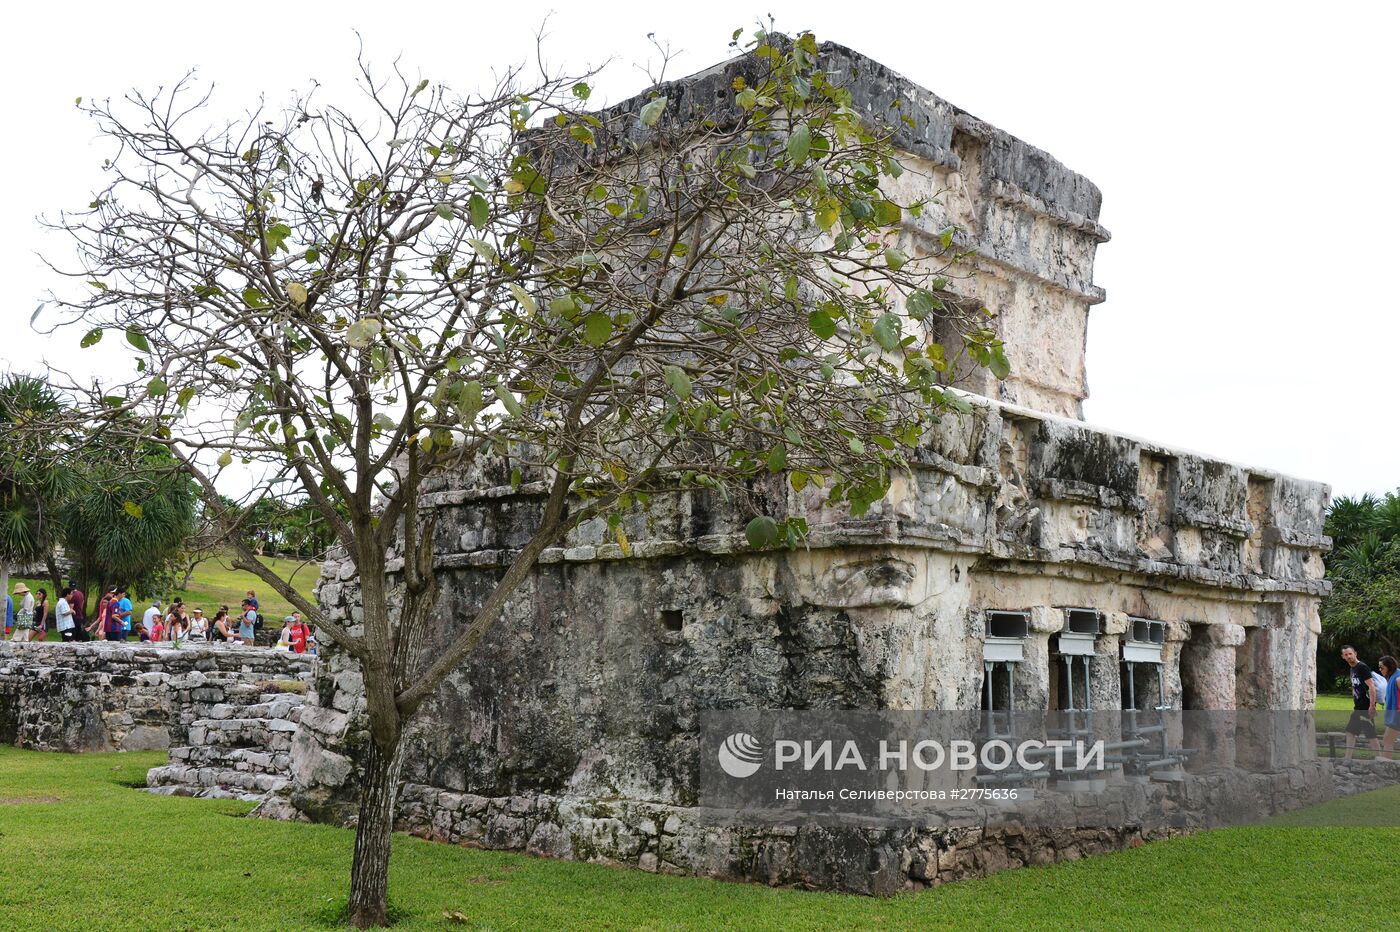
[142,600,162,638]
[56,589,76,641]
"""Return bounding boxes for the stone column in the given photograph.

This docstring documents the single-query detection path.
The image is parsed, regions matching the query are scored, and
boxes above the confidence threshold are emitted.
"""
[1180,623,1244,769]
[1181,623,1245,710]
[1093,613,1129,711]
[1016,606,1059,712]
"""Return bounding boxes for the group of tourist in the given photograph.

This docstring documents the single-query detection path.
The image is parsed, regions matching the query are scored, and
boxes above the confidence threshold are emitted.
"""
[1341,645,1400,760]
[4,583,315,654]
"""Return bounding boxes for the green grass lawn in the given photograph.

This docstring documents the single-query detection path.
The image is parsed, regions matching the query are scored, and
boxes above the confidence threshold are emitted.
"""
[8,552,319,640]
[2,746,1399,930]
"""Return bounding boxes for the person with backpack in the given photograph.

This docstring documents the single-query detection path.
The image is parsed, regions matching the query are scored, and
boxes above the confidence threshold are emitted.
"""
[1370,665,1390,711]
[1379,656,1400,761]
[1342,645,1382,759]
[236,599,257,645]
[10,583,34,642]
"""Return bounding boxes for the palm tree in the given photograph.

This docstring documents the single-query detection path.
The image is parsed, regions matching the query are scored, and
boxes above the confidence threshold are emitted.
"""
[1324,493,1380,553]
[0,374,74,602]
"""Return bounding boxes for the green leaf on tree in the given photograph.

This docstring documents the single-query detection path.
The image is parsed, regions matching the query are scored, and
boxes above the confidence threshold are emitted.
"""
[345,318,383,349]
[459,381,483,421]
[808,309,837,340]
[125,328,150,352]
[989,345,1011,380]
[550,293,580,320]
[787,123,811,163]
[872,313,902,351]
[80,328,103,348]
[263,223,292,253]
[146,377,168,398]
[466,238,497,263]
[639,96,668,127]
[663,365,692,400]
[906,289,942,321]
[767,443,787,473]
[498,386,523,418]
[508,282,536,316]
[582,312,611,346]
[123,501,144,519]
[468,194,489,229]
[745,515,780,549]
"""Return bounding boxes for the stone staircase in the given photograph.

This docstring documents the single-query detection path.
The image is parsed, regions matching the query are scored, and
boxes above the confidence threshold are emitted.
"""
[147,689,305,802]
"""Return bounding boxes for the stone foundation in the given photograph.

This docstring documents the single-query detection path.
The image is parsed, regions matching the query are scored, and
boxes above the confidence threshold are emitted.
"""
[270,756,1396,894]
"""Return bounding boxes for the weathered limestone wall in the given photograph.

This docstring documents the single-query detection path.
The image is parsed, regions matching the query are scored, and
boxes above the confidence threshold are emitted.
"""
[0,642,313,753]
[611,41,1110,418]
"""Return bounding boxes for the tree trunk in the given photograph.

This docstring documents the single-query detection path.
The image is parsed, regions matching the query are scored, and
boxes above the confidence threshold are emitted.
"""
[45,553,63,604]
[347,732,404,928]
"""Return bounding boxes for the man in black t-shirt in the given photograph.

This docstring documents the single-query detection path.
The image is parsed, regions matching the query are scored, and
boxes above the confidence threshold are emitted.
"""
[1342,645,1381,759]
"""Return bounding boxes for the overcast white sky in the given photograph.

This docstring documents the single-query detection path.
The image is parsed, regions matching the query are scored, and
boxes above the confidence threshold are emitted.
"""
[2,1,1395,499]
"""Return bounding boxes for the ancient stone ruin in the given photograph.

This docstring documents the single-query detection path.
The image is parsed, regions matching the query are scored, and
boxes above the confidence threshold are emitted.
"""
[3,41,1384,893]
[258,42,1370,890]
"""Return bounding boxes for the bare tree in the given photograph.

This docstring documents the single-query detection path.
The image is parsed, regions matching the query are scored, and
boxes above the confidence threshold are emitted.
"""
[36,29,1005,927]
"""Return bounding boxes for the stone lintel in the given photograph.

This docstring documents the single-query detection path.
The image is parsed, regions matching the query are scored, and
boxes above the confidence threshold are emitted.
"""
[1264,527,1333,552]
[1035,477,1145,512]
[1174,507,1252,538]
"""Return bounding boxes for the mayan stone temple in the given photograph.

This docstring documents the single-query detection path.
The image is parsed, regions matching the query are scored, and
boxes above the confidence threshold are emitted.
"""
[232,42,1362,890]
[5,39,1359,892]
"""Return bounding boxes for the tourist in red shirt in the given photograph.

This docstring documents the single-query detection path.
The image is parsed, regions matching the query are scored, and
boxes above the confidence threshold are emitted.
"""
[287,616,310,654]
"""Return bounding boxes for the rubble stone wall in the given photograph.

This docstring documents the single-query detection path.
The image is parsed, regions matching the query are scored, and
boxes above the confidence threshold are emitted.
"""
[0,642,313,753]
[365,758,1393,893]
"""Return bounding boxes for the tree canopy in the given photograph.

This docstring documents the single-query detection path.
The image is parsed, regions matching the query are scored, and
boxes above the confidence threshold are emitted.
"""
[33,28,1006,926]
[1320,491,1400,676]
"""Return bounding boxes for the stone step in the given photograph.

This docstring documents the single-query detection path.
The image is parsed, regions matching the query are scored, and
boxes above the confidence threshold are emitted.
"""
[186,682,308,706]
[186,717,297,751]
[147,763,289,793]
[146,784,264,802]
[166,744,292,774]
[146,763,288,799]
[197,696,304,722]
